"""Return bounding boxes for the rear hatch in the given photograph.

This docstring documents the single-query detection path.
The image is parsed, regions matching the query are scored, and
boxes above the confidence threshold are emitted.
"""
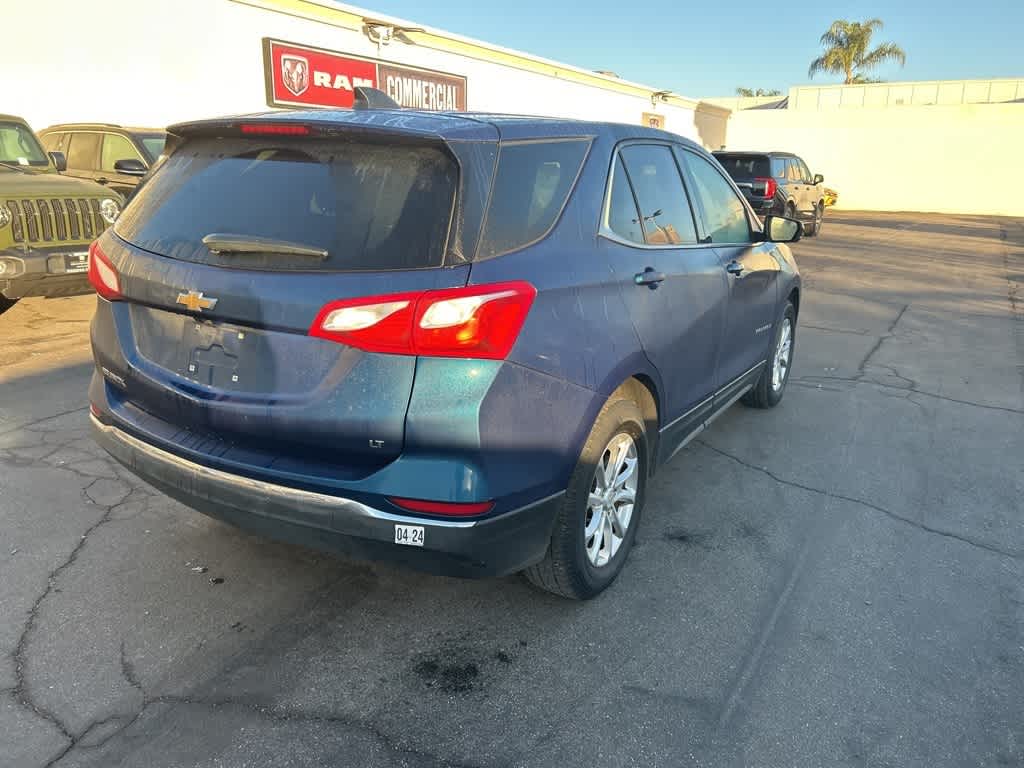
[713,153,773,200]
[96,121,486,478]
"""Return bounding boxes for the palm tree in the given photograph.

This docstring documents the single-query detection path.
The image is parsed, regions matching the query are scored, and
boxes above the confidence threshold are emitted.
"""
[808,19,906,84]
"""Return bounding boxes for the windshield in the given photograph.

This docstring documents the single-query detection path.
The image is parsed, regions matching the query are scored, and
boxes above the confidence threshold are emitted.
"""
[116,137,457,271]
[140,134,166,162]
[0,121,48,167]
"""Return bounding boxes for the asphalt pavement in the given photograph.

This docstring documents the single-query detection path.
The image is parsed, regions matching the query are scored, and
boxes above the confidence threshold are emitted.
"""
[2,211,1022,768]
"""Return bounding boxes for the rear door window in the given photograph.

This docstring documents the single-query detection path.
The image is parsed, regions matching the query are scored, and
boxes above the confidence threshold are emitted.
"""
[786,159,802,182]
[772,157,787,179]
[618,144,698,246]
[115,137,458,271]
[66,132,101,171]
[681,151,753,244]
[478,139,590,259]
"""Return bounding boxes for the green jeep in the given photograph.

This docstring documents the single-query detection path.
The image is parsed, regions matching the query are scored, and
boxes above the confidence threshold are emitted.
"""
[1,114,123,315]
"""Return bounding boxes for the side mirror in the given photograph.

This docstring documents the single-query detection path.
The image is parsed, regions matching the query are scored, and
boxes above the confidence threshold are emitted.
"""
[48,151,67,172]
[813,173,824,185]
[765,215,803,243]
[113,158,148,176]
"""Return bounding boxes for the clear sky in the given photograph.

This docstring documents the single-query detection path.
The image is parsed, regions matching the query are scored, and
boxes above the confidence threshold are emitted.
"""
[356,0,1024,97]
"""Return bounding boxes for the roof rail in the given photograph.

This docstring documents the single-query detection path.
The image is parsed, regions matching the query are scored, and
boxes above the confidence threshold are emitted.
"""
[353,87,400,110]
[45,122,122,128]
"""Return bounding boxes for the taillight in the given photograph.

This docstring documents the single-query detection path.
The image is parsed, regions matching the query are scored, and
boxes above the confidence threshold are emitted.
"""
[755,177,778,199]
[88,241,121,300]
[413,283,536,359]
[310,281,537,360]
[310,291,420,355]
[239,123,310,136]
[389,497,494,516]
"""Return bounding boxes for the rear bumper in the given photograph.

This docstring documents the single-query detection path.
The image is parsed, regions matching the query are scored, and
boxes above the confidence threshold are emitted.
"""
[747,198,777,216]
[1,246,92,299]
[90,414,560,578]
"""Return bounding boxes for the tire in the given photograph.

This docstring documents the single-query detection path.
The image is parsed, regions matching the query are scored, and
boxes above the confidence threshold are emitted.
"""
[524,393,648,599]
[0,296,17,316]
[785,202,796,220]
[743,301,796,409]
[806,202,824,237]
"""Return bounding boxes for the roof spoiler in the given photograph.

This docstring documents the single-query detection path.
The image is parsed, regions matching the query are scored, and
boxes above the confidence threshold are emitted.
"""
[353,86,400,110]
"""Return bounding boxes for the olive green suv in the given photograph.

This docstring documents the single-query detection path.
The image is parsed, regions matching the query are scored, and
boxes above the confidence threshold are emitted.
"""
[1,114,123,314]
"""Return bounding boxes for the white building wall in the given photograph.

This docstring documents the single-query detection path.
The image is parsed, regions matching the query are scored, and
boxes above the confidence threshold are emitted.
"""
[788,78,1024,110]
[725,102,1024,216]
[3,0,709,142]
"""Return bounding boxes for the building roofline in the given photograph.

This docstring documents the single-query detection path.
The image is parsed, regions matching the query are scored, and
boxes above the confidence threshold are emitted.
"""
[230,0,702,110]
[789,76,1024,89]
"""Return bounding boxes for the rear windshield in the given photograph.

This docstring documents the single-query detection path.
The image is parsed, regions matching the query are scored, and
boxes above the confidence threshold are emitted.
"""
[713,154,770,180]
[116,137,457,271]
[478,139,590,259]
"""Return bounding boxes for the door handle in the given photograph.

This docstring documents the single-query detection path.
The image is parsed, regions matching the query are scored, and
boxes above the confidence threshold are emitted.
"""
[725,261,744,276]
[96,177,109,185]
[634,267,666,288]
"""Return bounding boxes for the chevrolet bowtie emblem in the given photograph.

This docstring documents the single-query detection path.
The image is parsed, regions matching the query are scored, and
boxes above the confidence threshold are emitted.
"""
[176,290,218,312]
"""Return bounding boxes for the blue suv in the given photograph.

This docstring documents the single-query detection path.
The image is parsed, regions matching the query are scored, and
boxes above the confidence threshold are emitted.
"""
[88,99,802,599]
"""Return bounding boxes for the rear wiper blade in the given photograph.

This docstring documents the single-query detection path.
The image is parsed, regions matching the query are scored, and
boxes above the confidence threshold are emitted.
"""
[201,234,328,260]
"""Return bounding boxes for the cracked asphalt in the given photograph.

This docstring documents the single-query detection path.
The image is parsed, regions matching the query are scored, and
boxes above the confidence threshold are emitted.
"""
[2,211,1022,768]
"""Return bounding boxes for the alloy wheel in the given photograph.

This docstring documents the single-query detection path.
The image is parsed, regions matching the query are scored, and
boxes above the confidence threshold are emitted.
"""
[772,318,793,391]
[584,432,638,568]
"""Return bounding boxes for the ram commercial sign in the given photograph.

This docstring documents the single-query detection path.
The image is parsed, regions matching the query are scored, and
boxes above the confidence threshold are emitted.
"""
[263,38,467,111]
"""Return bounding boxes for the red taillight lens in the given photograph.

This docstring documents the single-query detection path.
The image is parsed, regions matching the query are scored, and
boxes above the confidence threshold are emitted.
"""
[239,123,310,136]
[310,291,421,354]
[309,281,537,360]
[389,497,494,516]
[88,241,121,300]
[413,282,537,359]
[755,177,778,199]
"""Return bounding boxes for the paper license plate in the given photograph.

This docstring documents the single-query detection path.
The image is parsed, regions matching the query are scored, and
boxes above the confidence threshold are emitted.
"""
[64,252,89,273]
[394,524,424,547]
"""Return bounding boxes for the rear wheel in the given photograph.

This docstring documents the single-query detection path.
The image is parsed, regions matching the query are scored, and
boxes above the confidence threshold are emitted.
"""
[743,301,795,409]
[524,394,647,599]
[0,296,17,316]
[806,202,824,237]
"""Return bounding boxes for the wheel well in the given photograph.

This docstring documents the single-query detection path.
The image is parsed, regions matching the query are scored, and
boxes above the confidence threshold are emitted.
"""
[617,376,660,474]
[788,287,800,317]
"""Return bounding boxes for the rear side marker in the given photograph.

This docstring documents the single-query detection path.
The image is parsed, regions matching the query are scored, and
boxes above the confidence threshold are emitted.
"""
[389,497,494,517]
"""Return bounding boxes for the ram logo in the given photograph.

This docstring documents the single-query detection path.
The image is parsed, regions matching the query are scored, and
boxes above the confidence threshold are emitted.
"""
[281,55,309,97]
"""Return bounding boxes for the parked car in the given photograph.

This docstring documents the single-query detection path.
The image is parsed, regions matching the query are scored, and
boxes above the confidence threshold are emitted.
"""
[713,151,826,236]
[38,123,166,200]
[1,114,123,315]
[88,99,802,599]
